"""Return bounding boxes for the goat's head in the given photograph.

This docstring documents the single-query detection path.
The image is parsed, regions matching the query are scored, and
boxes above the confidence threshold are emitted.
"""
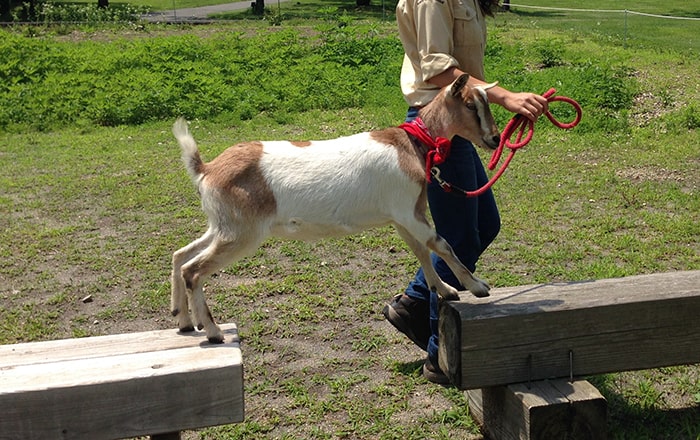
[433,74,501,150]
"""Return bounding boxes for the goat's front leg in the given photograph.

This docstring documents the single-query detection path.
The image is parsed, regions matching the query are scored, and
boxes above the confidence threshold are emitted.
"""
[395,220,490,299]
[426,235,490,298]
[394,225,462,301]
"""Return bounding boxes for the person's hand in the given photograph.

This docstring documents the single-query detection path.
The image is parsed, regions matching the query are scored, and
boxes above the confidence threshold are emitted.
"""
[501,92,548,121]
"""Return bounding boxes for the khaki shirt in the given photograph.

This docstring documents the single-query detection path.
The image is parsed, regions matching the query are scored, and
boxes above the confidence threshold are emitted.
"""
[397,0,487,107]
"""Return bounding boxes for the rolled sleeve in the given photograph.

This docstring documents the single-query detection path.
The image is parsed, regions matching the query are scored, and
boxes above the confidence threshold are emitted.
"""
[415,0,459,82]
[420,53,459,83]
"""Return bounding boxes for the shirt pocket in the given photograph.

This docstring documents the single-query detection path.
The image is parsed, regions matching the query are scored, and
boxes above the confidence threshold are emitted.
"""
[453,0,482,48]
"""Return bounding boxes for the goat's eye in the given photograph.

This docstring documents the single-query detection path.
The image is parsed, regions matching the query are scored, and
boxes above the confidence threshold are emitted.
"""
[466,102,477,111]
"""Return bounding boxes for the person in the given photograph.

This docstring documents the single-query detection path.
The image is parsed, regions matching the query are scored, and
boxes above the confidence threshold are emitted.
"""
[383,0,548,384]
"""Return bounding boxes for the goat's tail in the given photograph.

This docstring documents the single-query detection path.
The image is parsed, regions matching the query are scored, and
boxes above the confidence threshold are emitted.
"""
[172,118,204,183]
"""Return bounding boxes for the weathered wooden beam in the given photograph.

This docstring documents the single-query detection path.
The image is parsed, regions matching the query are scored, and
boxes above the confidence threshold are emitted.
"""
[439,271,700,389]
[467,379,607,440]
[0,324,244,440]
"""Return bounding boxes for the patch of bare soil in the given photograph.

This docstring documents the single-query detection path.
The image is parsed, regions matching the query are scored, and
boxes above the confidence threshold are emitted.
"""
[616,165,699,194]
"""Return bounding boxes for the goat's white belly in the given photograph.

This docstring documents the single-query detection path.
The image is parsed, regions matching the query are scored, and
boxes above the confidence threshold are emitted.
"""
[259,133,420,241]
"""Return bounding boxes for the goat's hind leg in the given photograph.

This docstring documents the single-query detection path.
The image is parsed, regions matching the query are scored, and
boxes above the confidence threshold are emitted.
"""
[171,229,215,332]
[182,233,263,343]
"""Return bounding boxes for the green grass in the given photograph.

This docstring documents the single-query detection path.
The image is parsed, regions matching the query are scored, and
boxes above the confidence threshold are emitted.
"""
[497,0,700,53]
[0,2,698,439]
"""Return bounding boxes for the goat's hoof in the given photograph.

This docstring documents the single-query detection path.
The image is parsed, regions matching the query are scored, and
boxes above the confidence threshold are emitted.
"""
[470,284,491,298]
[440,292,461,301]
[471,290,491,298]
[207,335,225,344]
[178,325,196,333]
[469,278,491,298]
[197,323,204,331]
[171,308,180,317]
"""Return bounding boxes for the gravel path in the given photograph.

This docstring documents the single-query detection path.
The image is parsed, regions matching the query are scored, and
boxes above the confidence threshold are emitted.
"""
[142,0,290,22]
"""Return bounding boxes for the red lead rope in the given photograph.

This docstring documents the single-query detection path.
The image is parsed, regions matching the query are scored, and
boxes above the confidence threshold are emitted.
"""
[401,88,583,198]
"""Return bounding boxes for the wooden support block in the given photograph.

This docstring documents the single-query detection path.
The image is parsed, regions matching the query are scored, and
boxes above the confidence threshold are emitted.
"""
[439,271,700,389]
[467,379,607,440]
[0,324,244,440]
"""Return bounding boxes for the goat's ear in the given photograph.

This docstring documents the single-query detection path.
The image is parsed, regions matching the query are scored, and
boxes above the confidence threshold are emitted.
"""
[450,73,471,97]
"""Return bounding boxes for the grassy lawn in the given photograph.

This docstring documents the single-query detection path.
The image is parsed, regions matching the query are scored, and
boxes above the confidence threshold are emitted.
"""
[497,0,699,53]
[0,1,698,439]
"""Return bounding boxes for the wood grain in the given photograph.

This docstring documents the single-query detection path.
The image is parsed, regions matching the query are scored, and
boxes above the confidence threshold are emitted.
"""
[0,324,243,440]
[439,271,700,389]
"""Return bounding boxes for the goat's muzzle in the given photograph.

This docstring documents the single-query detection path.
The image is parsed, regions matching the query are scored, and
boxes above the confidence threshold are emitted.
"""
[481,133,501,150]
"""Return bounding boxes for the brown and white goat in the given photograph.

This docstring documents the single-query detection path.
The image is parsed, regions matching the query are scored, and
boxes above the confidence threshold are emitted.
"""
[171,73,501,343]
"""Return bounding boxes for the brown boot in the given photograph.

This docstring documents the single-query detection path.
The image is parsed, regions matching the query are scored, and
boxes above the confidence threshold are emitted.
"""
[382,293,430,351]
[423,356,450,385]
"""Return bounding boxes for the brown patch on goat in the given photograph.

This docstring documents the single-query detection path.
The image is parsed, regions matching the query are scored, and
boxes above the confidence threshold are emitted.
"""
[203,141,277,217]
[290,141,312,147]
[371,128,426,185]
[371,128,430,225]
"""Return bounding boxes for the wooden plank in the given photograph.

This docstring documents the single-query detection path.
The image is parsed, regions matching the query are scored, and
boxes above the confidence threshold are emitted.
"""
[0,324,244,440]
[439,271,700,389]
[0,323,239,368]
[467,379,607,440]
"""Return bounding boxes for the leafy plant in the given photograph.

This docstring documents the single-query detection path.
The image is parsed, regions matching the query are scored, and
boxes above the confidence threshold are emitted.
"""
[0,26,404,131]
[38,1,148,23]
[533,39,565,68]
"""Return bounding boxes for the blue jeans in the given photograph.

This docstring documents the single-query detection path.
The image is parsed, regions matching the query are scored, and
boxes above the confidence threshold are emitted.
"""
[403,107,501,362]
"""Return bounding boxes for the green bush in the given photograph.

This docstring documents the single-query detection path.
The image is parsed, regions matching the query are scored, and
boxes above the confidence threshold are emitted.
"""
[0,24,637,133]
[7,0,148,23]
[37,1,148,23]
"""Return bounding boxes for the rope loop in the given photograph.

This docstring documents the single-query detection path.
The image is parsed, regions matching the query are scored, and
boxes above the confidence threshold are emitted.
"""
[470,88,582,197]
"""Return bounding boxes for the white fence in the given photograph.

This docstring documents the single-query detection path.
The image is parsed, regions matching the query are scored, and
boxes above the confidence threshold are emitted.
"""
[504,3,699,50]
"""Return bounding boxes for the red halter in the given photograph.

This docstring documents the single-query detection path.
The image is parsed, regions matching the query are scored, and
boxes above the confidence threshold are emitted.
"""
[399,117,451,183]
